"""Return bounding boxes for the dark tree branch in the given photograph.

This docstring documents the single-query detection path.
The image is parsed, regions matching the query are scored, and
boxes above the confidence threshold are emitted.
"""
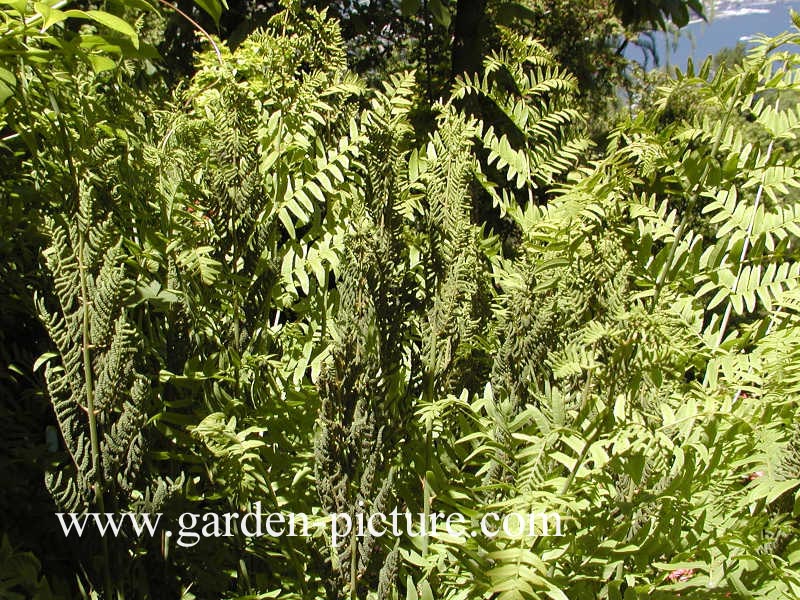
[451,0,487,81]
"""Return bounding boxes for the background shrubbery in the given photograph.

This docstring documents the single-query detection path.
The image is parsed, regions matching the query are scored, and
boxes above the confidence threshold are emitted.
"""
[2,1,800,598]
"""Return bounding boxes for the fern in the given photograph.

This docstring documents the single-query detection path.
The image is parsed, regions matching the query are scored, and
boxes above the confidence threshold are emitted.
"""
[450,27,589,211]
[37,186,148,514]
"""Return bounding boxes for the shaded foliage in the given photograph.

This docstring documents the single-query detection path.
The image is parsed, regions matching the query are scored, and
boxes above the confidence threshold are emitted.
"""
[2,3,800,600]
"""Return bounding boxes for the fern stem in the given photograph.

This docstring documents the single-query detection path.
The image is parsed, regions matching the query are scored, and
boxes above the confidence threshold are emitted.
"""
[558,406,609,497]
[14,57,40,162]
[422,419,432,557]
[536,374,610,560]
[50,77,114,598]
[349,518,358,600]
[420,325,437,557]
[0,0,68,38]
[78,228,113,600]
[712,99,779,351]
[553,365,597,498]
[152,0,224,66]
[648,74,745,314]
[265,481,309,596]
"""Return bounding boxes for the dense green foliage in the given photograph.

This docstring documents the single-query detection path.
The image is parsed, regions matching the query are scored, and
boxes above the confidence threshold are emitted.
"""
[2,0,800,599]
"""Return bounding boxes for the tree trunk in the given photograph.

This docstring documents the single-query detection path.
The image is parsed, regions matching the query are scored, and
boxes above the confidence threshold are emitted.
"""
[451,0,487,81]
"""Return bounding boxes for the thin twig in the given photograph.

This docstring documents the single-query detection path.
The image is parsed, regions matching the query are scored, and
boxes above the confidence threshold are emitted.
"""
[153,0,223,66]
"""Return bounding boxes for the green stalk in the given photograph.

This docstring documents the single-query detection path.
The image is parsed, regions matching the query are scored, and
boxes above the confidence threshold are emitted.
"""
[151,0,223,66]
[712,96,780,351]
[349,519,358,600]
[265,482,308,596]
[77,233,113,600]
[48,80,113,599]
[648,75,745,314]
[420,324,437,557]
[0,0,68,40]
[422,419,432,557]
